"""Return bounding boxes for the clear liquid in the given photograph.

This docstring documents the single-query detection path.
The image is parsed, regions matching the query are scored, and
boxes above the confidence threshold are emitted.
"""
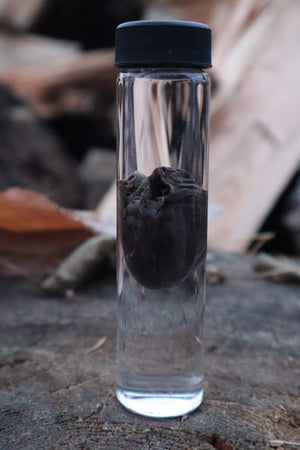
[116,69,209,417]
[116,261,206,417]
[117,69,210,186]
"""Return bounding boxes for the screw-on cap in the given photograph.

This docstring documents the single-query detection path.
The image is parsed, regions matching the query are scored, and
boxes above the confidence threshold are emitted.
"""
[115,20,212,69]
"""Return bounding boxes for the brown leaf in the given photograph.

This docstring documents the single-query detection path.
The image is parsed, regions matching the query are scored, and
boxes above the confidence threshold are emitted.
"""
[0,188,95,276]
[0,187,90,232]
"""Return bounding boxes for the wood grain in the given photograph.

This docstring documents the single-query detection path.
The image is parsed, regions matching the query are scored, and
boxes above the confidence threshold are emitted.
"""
[0,253,299,449]
[208,0,300,251]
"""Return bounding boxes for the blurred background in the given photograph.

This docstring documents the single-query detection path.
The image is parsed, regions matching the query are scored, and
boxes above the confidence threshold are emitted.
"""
[0,0,299,275]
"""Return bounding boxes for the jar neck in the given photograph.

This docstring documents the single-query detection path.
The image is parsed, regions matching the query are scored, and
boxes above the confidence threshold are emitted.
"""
[119,67,207,74]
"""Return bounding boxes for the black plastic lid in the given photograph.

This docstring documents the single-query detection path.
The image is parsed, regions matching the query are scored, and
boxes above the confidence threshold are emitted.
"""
[115,20,212,69]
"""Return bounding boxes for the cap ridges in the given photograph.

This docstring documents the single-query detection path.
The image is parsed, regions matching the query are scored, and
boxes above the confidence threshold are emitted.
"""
[115,20,212,69]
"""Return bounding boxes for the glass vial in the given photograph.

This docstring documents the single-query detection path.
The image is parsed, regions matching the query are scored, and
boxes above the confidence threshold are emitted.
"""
[115,20,212,418]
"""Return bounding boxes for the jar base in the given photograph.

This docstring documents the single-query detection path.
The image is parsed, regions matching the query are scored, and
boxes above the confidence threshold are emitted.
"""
[116,387,203,418]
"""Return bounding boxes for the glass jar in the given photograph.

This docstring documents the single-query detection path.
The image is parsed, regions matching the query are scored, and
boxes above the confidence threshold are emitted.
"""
[115,20,212,418]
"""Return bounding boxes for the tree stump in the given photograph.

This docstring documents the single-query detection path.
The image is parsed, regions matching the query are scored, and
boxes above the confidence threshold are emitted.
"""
[0,253,299,449]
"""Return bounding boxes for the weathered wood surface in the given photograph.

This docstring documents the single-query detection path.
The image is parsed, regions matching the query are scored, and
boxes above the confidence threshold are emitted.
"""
[0,48,116,118]
[0,253,299,449]
[174,0,300,253]
[0,32,79,70]
[208,0,300,253]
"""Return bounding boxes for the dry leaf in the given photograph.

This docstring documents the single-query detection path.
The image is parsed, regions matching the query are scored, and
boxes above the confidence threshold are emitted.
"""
[0,187,91,232]
[85,337,107,355]
[254,253,300,283]
[206,263,226,285]
[42,234,115,294]
[0,187,95,276]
